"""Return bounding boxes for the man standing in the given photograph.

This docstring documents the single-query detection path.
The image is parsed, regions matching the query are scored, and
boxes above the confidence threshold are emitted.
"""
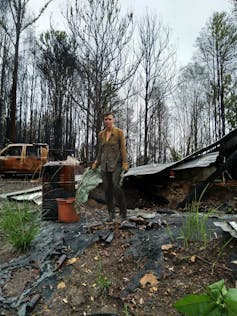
[92,112,129,222]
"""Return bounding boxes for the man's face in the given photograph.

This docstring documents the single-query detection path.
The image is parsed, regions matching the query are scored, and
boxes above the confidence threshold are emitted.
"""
[104,114,115,129]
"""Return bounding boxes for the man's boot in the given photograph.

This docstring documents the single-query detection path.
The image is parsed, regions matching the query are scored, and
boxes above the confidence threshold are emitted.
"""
[105,209,115,223]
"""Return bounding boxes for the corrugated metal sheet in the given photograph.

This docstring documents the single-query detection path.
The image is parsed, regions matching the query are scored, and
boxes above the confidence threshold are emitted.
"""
[125,152,218,177]
[172,151,219,170]
[11,191,42,205]
[124,162,175,177]
[0,185,42,200]
[214,221,237,238]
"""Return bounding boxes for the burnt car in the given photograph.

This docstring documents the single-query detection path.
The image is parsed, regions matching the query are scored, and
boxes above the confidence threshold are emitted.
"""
[0,143,49,175]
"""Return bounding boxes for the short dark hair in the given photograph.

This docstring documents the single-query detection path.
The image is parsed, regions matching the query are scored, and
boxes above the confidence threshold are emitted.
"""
[103,112,115,118]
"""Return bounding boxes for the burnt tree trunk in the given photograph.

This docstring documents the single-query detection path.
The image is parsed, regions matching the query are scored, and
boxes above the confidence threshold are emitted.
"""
[9,30,20,142]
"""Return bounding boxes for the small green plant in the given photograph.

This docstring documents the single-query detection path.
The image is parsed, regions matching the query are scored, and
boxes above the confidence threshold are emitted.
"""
[180,184,212,247]
[174,279,237,315]
[123,303,130,316]
[0,201,40,251]
[180,200,213,247]
[166,222,174,242]
[212,237,234,273]
[96,263,111,295]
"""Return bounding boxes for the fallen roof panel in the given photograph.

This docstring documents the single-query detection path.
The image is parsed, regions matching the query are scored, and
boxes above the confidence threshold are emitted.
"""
[124,162,175,177]
[172,151,219,170]
[125,151,219,178]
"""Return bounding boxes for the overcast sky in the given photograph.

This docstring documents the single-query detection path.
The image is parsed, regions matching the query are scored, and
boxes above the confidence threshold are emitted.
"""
[30,0,233,67]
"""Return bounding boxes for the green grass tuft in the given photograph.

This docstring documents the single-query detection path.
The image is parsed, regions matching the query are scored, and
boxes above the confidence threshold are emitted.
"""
[180,200,213,248]
[0,201,40,251]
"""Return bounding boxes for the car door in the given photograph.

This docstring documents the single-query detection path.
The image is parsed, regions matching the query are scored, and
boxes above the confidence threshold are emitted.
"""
[24,145,43,173]
[0,145,23,173]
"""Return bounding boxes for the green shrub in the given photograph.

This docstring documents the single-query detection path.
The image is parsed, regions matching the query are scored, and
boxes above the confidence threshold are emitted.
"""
[0,201,40,251]
[174,279,237,315]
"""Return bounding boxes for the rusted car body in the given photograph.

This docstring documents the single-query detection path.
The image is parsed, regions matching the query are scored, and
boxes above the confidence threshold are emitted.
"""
[0,143,49,175]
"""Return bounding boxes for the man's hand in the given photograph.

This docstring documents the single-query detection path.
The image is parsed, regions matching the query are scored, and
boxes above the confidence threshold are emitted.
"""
[122,162,129,172]
[91,161,98,170]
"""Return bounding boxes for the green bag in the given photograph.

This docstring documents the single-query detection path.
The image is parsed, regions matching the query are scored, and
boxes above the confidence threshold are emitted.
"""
[76,168,102,207]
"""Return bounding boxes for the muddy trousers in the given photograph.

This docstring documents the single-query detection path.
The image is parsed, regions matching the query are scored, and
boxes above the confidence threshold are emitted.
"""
[101,166,127,219]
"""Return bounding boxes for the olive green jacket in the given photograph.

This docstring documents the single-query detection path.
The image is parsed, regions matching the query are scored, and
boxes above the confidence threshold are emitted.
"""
[95,127,128,172]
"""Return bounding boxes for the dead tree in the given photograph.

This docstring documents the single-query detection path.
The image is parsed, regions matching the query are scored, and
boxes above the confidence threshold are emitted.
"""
[66,0,138,158]
[137,11,175,164]
[0,0,52,142]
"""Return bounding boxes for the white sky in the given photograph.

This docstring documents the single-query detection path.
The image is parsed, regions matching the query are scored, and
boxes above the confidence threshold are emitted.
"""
[29,0,232,67]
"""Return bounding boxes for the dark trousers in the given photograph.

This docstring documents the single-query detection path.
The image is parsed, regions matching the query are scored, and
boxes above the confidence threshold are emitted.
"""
[101,166,127,218]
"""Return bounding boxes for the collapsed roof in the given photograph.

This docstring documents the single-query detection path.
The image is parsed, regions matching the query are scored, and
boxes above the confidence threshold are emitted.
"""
[124,128,237,208]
